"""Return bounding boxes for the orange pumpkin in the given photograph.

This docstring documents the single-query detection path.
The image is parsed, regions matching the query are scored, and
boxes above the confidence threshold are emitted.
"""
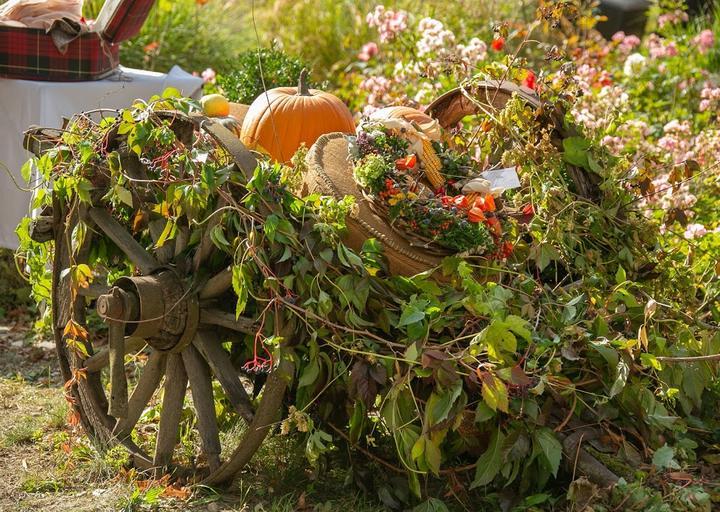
[240,69,355,162]
[370,105,441,140]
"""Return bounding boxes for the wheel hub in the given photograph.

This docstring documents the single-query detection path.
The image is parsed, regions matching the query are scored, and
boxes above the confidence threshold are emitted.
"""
[96,270,198,352]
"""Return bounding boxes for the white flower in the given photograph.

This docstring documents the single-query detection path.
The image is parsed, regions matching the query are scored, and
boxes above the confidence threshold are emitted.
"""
[624,53,646,76]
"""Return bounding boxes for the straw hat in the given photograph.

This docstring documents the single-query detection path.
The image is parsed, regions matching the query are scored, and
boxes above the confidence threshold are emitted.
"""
[304,132,443,276]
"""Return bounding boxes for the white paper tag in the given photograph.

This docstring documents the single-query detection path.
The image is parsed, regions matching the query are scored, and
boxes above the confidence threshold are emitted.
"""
[480,166,521,191]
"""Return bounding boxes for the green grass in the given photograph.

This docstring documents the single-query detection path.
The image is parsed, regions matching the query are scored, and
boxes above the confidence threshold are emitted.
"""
[1,416,43,447]
[20,477,65,494]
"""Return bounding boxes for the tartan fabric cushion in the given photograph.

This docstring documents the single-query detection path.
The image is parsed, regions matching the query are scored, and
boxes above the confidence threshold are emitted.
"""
[95,0,155,44]
[0,27,119,81]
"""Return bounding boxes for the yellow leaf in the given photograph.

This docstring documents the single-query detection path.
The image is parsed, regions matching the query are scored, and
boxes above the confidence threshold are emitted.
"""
[638,325,649,351]
[481,374,509,413]
[63,320,88,341]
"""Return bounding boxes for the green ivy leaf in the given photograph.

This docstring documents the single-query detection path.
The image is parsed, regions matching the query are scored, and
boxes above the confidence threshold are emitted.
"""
[477,320,517,360]
[398,296,429,327]
[562,136,591,168]
[615,265,627,285]
[640,353,662,371]
[609,358,629,398]
[412,498,449,512]
[534,427,562,477]
[232,265,249,317]
[504,315,531,341]
[20,160,33,183]
[652,444,680,470]
[425,380,463,427]
[471,428,505,488]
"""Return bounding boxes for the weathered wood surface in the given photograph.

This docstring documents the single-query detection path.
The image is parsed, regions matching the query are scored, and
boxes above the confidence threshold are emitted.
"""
[194,331,254,423]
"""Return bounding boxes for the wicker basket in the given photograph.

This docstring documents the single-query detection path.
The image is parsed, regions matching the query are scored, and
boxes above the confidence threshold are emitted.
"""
[304,80,598,276]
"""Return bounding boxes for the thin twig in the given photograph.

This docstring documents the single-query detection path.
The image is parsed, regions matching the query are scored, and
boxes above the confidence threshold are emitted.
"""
[655,353,720,363]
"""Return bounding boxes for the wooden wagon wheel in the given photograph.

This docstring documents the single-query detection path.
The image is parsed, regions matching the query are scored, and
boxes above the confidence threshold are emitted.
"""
[32,118,293,487]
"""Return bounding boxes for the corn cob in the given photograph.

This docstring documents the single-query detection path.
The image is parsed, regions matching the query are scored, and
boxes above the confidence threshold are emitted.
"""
[464,192,480,206]
[422,139,445,189]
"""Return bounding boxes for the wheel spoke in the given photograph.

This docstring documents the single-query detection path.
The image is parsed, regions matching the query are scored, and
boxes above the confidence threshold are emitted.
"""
[79,281,111,298]
[148,219,175,265]
[198,267,232,300]
[199,308,255,334]
[88,207,160,275]
[154,353,188,470]
[192,198,226,272]
[113,351,167,439]
[84,337,146,373]
[174,225,190,258]
[182,344,222,471]
[59,271,109,301]
[107,320,128,418]
[203,357,294,486]
[193,331,254,423]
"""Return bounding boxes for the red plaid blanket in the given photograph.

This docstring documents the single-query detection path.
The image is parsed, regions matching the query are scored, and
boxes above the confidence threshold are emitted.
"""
[0,0,153,81]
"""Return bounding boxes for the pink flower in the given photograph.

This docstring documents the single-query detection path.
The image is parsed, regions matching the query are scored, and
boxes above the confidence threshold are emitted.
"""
[366,5,408,42]
[601,135,624,155]
[684,223,707,239]
[623,35,641,48]
[658,10,689,29]
[416,17,456,57]
[358,42,379,61]
[359,76,392,106]
[694,29,715,54]
[201,67,216,84]
[612,32,641,54]
[612,31,626,43]
[457,37,487,66]
[648,34,678,59]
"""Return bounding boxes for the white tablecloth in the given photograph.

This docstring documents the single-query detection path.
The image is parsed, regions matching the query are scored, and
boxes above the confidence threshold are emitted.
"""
[0,65,203,249]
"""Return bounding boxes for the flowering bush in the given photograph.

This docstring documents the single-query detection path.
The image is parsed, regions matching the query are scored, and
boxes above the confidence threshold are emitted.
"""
[563,4,720,274]
[338,6,511,114]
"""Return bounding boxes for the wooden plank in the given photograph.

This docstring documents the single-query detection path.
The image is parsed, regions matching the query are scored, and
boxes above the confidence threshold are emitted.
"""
[181,344,222,471]
[88,207,159,275]
[113,351,167,439]
[199,309,255,334]
[84,337,146,373]
[107,321,128,418]
[193,332,254,423]
[154,353,187,470]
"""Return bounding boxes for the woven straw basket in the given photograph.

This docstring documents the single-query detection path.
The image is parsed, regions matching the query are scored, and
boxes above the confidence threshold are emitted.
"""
[304,80,557,276]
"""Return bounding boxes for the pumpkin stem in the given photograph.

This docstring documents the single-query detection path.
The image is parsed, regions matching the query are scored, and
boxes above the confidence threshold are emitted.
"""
[297,69,311,96]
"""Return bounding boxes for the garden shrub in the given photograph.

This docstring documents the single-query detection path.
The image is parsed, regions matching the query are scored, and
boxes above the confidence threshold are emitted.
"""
[216,46,309,104]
